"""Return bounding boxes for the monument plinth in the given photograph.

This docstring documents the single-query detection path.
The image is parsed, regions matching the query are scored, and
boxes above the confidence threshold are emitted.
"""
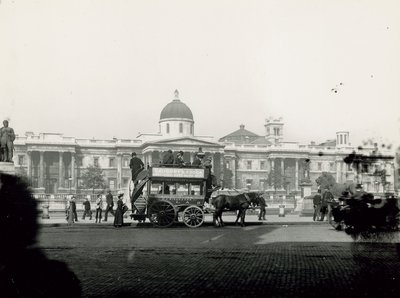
[0,162,15,175]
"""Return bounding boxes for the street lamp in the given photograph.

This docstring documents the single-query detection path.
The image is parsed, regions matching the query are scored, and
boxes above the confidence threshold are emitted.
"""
[68,176,72,194]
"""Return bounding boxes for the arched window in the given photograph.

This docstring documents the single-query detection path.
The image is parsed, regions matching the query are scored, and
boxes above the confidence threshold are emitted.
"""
[190,124,193,134]
[166,123,170,134]
[179,123,183,133]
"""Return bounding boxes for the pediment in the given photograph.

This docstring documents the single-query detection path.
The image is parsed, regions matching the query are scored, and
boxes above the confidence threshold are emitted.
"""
[147,137,222,147]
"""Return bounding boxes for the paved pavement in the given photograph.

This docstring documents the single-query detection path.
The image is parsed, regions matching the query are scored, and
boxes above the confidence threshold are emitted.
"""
[36,216,400,298]
[38,213,317,226]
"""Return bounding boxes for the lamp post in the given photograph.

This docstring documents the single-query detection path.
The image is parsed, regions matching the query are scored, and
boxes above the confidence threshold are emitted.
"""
[68,177,72,195]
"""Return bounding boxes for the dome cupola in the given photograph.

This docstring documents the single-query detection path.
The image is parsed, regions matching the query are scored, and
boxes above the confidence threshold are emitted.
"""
[159,90,194,137]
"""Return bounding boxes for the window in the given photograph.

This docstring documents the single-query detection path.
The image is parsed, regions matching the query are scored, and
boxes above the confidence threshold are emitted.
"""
[260,161,266,170]
[226,161,230,169]
[179,123,183,133]
[340,135,343,144]
[267,127,270,134]
[123,178,129,187]
[344,134,347,144]
[109,157,115,168]
[246,179,253,188]
[317,162,322,171]
[330,162,335,171]
[77,157,83,167]
[247,161,252,170]
[109,179,115,190]
[123,157,129,167]
[18,155,24,165]
[190,124,193,134]
[94,157,99,167]
[166,123,170,133]
[347,163,352,171]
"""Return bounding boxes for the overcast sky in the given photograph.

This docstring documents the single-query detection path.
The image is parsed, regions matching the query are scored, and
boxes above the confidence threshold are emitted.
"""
[1,0,399,148]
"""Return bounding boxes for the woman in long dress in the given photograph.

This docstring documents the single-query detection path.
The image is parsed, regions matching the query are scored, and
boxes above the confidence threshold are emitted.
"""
[114,191,124,227]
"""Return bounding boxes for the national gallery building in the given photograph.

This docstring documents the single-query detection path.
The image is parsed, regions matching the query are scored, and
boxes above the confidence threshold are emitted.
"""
[13,90,395,196]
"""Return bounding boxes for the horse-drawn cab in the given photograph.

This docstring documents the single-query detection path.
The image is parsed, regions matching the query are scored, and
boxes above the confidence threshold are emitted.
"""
[129,165,208,228]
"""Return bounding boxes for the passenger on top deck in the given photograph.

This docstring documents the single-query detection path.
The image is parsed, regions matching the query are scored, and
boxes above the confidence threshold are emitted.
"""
[162,149,174,166]
[174,151,185,167]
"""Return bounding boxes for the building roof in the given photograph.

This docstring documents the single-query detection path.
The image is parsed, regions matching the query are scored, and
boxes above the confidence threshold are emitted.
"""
[219,124,259,142]
[319,139,337,147]
[250,137,272,145]
[160,90,193,121]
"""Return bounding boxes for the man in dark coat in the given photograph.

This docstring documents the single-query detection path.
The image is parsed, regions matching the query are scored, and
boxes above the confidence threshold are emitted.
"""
[82,196,92,220]
[174,151,185,167]
[320,188,334,221]
[129,152,144,183]
[162,149,174,166]
[313,193,322,221]
[103,190,115,222]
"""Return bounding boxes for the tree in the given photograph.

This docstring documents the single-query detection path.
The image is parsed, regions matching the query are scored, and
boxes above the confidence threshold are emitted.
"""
[267,168,283,191]
[223,168,233,189]
[80,165,106,193]
[315,172,336,191]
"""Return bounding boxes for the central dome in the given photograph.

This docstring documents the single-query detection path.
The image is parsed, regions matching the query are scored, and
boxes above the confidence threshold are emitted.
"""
[160,90,194,121]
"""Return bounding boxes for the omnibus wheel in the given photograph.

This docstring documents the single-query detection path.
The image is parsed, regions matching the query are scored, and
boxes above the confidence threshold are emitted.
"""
[182,206,204,228]
[148,201,176,228]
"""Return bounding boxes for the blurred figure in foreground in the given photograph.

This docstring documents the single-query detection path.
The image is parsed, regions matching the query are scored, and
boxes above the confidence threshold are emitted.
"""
[0,173,81,297]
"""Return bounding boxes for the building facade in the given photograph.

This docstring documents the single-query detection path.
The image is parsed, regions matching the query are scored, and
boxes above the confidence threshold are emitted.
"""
[12,90,396,196]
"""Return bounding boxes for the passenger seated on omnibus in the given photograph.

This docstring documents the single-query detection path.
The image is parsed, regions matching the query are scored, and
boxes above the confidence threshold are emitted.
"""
[192,154,202,168]
[158,184,170,194]
[174,151,185,167]
[162,150,174,167]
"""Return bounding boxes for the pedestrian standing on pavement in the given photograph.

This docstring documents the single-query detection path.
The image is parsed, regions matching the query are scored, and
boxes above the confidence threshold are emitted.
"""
[322,187,334,223]
[82,196,92,220]
[104,190,115,222]
[114,191,125,227]
[95,194,104,223]
[70,196,78,222]
[313,192,322,221]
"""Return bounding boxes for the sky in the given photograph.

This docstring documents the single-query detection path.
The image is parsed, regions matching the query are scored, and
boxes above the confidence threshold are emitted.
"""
[1,0,399,148]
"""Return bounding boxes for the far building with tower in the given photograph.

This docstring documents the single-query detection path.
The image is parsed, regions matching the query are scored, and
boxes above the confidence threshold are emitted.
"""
[10,90,396,198]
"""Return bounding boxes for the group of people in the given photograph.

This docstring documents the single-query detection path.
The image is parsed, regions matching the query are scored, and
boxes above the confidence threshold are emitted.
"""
[313,187,335,222]
[65,190,128,227]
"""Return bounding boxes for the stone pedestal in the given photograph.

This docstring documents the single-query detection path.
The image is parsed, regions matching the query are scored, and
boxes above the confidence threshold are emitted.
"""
[0,162,15,175]
[299,181,313,216]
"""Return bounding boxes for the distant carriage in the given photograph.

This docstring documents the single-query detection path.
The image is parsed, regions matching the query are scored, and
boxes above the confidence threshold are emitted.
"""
[129,166,209,228]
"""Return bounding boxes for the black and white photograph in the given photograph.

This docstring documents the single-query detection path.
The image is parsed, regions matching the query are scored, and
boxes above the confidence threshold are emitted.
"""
[1,0,400,297]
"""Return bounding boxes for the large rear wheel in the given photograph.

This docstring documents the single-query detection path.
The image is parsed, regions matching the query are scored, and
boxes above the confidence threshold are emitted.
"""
[182,206,204,228]
[148,201,176,228]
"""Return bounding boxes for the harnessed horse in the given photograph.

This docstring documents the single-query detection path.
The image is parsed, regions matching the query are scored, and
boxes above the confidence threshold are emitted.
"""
[211,192,264,227]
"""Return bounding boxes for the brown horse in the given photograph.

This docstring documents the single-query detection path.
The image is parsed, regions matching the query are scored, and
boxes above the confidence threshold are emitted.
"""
[211,192,264,227]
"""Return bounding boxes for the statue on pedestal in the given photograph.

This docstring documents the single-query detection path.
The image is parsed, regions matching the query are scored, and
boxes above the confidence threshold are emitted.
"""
[0,120,15,162]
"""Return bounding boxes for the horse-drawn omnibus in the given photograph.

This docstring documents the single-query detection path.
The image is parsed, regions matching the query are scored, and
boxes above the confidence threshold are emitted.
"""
[129,165,208,228]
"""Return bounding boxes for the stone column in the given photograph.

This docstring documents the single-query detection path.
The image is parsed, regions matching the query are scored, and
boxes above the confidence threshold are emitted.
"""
[231,158,236,189]
[336,161,340,183]
[58,152,63,189]
[270,159,275,188]
[190,152,194,164]
[39,151,44,188]
[26,151,32,180]
[220,153,224,188]
[295,159,299,191]
[71,153,75,189]
[117,154,122,189]
[281,159,285,191]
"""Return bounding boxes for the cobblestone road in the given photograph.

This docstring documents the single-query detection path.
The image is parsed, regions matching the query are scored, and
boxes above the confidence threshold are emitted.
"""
[38,223,400,298]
